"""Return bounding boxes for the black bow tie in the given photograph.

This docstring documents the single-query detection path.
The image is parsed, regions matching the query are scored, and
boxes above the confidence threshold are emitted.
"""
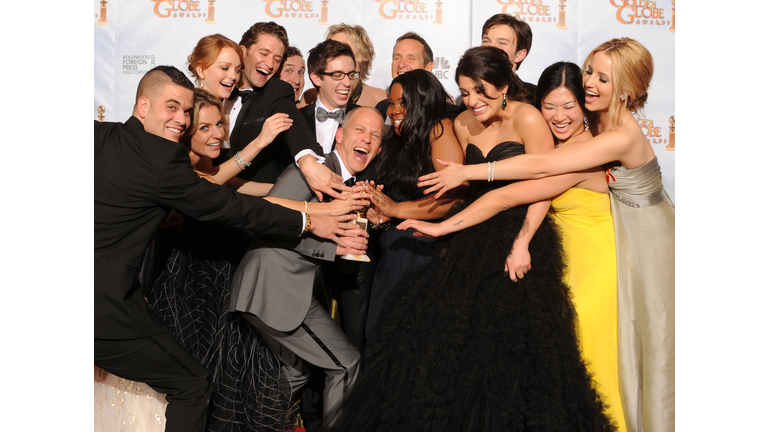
[238,89,253,101]
[317,107,345,123]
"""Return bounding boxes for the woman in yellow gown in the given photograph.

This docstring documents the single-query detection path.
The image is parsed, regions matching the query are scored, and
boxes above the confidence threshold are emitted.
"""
[400,61,626,431]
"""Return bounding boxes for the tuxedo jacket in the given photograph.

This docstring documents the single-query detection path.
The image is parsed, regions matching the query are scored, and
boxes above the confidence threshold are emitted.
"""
[229,154,344,332]
[299,101,360,154]
[229,77,323,183]
[94,117,303,340]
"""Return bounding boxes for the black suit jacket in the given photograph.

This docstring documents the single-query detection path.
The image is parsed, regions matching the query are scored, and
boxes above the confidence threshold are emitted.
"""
[94,116,303,340]
[230,77,323,183]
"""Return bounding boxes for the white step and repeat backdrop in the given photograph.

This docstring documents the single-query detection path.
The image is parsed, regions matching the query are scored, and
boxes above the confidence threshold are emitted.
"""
[93,0,675,201]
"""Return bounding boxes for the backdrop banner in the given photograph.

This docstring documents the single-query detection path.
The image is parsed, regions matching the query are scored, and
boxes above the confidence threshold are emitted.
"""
[94,0,675,201]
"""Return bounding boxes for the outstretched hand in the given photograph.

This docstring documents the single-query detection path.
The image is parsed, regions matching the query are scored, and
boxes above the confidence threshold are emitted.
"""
[298,156,350,201]
[323,185,371,216]
[397,219,444,238]
[417,158,467,199]
[365,180,398,219]
[308,213,363,247]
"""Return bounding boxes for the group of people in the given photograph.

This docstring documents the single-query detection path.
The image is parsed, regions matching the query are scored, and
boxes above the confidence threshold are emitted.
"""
[94,12,674,432]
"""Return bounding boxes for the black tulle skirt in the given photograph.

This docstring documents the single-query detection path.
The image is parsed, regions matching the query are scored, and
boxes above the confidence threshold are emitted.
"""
[146,217,290,432]
[321,203,616,432]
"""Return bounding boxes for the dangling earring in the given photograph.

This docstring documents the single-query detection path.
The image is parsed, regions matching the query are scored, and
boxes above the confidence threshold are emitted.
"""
[583,115,589,131]
[619,94,626,101]
[200,82,205,89]
[502,93,507,109]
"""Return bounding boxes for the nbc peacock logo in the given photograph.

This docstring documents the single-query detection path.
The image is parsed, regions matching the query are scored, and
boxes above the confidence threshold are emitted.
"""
[433,56,451,80]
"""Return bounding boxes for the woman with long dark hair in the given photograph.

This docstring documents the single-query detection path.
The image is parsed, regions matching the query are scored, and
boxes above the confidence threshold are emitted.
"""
[362,69,464,337]
[417,38,674,432]
[322,47,614,432]
[401,61,627,431]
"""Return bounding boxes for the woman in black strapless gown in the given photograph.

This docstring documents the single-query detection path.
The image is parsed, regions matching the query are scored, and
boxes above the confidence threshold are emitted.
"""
[321,47,614,432]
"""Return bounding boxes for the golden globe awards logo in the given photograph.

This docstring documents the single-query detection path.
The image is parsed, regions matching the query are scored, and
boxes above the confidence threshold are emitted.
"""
[638,118,668,146]
[264,0,319,19]
[152,0,207,18]
[610,0,670,27]
[496,0,555,24]
[376,0,435,22]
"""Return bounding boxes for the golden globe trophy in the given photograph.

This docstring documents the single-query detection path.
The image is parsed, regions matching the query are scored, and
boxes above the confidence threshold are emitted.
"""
[434,0,443,26]
[340,205,371,262]
[97,105,106,122]
[319,0,330,25]
[98,0,108,25]
[666,116,675,151]
[556,0,567,30]
[670,0,675,33]
[205,0,216,24]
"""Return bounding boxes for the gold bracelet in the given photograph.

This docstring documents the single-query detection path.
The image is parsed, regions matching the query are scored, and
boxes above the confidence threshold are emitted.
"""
[304,201,308,213]
[305,213,311,233]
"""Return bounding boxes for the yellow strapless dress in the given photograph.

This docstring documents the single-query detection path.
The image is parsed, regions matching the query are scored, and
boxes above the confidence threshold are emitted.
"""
[549,187,626,432]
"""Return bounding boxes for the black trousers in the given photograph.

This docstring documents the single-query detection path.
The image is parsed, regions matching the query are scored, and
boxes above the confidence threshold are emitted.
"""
[94,331,212,432]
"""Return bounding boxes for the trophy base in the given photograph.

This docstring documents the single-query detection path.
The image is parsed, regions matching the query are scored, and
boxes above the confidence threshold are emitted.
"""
[340,254,371,262]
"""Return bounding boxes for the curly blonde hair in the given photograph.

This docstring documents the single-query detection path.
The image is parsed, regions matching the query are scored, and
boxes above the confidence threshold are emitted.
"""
[326,23,375,81]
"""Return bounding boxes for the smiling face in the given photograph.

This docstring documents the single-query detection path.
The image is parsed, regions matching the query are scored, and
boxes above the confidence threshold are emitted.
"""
[335,108,383,175]
[391,38,433,78]
[189,105,225,159]
[139,83,193,142]
[386,82,406,135]
[240,34,284,89]
[279,54,306,101]
[310,55,357,110]
[583,51,614,113]
[197,47,241,100]
[458,75,507,123]
[540,86,585,144]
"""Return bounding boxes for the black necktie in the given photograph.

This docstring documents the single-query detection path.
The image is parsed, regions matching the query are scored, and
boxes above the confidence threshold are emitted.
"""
[317,107,345,123]
[344,177,356,187]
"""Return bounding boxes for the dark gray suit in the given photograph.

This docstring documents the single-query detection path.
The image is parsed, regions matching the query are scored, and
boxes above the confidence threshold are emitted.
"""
[229,153,359,424]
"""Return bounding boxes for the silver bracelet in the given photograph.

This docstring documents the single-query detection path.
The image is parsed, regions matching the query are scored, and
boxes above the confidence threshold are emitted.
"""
[233,151,251,171]
[491,161,496,182]
[487,162,491,182]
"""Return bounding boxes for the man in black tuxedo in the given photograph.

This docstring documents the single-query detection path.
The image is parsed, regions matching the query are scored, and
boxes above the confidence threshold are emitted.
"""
[94,65,350,432]
[300,40,359,156]
[229,107,384,426]
[229,21,347,201]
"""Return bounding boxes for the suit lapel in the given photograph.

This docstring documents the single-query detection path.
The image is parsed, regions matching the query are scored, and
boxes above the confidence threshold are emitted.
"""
[230,87,254,146]
[303,102,317,137]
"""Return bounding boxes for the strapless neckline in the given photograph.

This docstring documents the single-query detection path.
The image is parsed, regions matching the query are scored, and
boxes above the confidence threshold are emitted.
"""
[466,141,523,160]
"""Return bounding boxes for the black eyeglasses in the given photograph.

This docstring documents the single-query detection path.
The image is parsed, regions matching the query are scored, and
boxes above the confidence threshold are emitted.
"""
[318,70,360,81]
